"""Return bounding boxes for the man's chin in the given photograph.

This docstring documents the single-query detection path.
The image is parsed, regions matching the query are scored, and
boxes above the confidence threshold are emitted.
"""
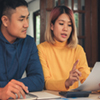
[20,35,27,38]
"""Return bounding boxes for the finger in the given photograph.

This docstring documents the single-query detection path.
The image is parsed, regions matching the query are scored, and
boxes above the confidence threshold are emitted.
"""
[11,90,21,99]
[18,82,29,94]
[72,73,79,80]
[75,69,81,76]
[2,90,16,99]
[8,84,21,99]
[25,86,28,90]
[71,77,79,82]
[11,79,29,93]
[72,60,79,71]
[20,88,26,99]
[8,91,16,99]
[10,82,26,98]
[71,74,79,81]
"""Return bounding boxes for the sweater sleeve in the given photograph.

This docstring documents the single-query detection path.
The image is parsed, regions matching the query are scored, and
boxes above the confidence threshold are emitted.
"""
[0,81,8,87]
[37,44,68,91]
[18,40,44,92]
[75,45,90,84]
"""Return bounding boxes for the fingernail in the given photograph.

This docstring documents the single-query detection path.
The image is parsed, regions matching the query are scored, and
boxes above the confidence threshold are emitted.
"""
[26,86,28,89]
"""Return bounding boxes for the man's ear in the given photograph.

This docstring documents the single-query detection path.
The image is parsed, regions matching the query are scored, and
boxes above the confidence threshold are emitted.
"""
[1,16,9,27]
[50,23,54,31]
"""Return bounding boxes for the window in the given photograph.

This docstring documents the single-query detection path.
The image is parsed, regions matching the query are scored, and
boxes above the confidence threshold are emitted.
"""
[33,10,40,45]
[40,0,98,67]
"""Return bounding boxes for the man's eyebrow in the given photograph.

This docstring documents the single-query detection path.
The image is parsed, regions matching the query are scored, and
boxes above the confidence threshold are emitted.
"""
[20,13,30,18]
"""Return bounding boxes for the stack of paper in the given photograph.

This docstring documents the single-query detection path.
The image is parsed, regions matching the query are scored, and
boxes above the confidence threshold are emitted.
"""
[74,62,100,91]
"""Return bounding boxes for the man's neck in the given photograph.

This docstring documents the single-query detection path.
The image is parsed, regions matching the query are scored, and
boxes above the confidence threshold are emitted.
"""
[1,24,16,44]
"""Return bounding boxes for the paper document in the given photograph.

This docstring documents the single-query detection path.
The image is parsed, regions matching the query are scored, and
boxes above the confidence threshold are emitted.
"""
[9,91,61,100]
[46,98,94,100]
[74,62,100,91]
[30,91,61,99]
[67,98,93,100]
[9,94,37,100]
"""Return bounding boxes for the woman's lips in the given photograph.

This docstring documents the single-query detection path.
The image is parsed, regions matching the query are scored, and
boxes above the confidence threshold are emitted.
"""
[61,33,67,38]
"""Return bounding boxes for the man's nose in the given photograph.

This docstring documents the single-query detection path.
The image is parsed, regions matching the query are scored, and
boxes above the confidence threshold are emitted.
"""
[24,20,29,28]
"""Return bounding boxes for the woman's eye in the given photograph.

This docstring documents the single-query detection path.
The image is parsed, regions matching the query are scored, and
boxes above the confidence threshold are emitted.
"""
[59,23,63,25]
[68,24,72,27]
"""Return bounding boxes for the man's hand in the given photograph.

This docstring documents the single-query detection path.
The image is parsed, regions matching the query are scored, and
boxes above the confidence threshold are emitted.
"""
[0,79,29,100]
[65,60,81,88]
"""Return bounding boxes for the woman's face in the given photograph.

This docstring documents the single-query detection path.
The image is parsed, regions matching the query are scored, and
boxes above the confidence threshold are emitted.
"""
[51,13,72,42]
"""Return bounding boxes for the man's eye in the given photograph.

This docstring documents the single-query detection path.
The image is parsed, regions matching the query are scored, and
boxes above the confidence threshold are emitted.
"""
[59,23,63,25]
[27,17,29,19]
[19,19,24,21]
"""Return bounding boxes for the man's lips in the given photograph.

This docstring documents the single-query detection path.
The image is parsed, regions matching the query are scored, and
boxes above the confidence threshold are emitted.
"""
[22,30,27,33]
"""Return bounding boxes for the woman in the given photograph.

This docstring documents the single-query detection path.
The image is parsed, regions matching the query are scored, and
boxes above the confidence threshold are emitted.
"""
[37,6,90,91]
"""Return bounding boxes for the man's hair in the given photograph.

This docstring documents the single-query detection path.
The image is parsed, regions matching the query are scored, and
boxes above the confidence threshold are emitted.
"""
[0,0,28,24]
[45,6,78,48]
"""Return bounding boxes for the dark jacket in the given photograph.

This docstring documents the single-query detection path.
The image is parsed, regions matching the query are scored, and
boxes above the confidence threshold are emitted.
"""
[0,31,44,92]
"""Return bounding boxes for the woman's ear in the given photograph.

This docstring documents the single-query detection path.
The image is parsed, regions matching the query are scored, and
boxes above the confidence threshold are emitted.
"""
[1,15,9,27]
[50,23,54,31]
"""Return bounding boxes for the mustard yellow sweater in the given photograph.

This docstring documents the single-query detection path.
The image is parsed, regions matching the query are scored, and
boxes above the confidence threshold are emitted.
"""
[37,41,90,91]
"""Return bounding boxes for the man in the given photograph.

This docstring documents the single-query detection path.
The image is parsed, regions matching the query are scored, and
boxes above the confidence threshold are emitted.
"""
[0,0,44,99]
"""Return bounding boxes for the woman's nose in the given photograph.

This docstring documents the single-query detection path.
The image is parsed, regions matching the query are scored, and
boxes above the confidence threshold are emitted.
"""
[63,25,68,31]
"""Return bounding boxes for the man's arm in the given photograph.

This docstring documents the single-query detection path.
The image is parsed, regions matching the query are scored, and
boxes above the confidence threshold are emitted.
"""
[0,81,8,87]
[18,39,44,92]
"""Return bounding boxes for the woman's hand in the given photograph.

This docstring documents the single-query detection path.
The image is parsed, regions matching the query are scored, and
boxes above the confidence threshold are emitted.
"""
[0,79,29,100]
[65,60,81,88]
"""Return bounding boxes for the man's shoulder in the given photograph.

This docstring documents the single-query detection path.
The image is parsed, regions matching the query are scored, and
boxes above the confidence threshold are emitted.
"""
[26,35,34,41]
[20,35,35,48]
[23,35,35,44]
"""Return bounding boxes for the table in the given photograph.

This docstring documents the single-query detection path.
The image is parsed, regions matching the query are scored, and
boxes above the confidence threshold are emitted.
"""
[89,93,100,100]
[46,90,100,100]
[9,90,100,100]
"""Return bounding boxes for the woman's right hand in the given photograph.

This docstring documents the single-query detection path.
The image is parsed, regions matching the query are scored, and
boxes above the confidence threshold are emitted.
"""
[65,60,81,88]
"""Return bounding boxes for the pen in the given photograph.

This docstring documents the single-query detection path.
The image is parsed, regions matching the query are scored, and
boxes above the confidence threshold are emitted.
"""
[26,93,38,98]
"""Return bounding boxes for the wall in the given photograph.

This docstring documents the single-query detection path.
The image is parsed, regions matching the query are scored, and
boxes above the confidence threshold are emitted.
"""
[27,0,40,37]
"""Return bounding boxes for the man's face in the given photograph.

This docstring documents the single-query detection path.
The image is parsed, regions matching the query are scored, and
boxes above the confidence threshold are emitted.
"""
[3,6,29,43]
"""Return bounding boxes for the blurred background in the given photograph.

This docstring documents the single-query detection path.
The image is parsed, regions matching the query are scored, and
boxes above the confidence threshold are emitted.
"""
[25,0,100,68]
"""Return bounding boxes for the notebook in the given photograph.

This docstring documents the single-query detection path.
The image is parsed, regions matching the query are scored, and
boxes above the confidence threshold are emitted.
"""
[29,91,61,99]
[9,91,61,100]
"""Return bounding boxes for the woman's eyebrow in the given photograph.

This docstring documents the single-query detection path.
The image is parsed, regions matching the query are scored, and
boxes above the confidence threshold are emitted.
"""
[58,19,71,23]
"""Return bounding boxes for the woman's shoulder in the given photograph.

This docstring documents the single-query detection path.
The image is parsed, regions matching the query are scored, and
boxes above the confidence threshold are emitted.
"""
[74,44,85,52]
[37,41,51,49]
[76,44,83,49]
